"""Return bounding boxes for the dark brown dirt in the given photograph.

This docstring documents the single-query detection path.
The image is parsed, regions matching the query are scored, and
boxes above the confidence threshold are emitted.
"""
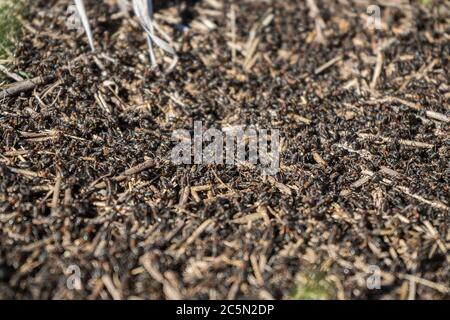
[0,0,449,299]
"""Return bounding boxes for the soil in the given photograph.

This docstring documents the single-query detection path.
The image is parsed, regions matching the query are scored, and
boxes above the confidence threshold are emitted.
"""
[0,0,449,299]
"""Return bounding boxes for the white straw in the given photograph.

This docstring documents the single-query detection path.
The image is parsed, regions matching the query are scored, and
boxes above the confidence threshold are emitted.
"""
[132,0,177,69]
[72,0,177,69]
[74,0,96,52]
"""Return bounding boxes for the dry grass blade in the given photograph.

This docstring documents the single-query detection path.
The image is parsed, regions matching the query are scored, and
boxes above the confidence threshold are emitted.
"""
[132,0,177,69]
[74,0,95,52]
[0,74,56,99]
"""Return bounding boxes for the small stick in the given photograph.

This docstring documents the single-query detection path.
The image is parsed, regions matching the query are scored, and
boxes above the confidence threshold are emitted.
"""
[312,152,327,167]
[370,52,383,90]
[94,159,155,188]
[366,97,449,123]
[350,175,371,189]
[8,167,47,178]
[230,5,237,63]
[400,274,449,294]
[120,159,155,176]
[51,172,62,215]
[314,55,342,75]
[267,176,292,196]
[63,188,73,206]
[426,110,449,123]
[250,254,264,286]
[141,255,183,299]
[231,212,264,224]
[291,114,312,125]
[399,59,437,92]
[101,275,122,300]
[0,64,24,82]
[0,55,90,100]
[0,74,55,99]
[362,170,449,212]
[188,219,213,243]
[178,186,190,206]
[357,133,434,149]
